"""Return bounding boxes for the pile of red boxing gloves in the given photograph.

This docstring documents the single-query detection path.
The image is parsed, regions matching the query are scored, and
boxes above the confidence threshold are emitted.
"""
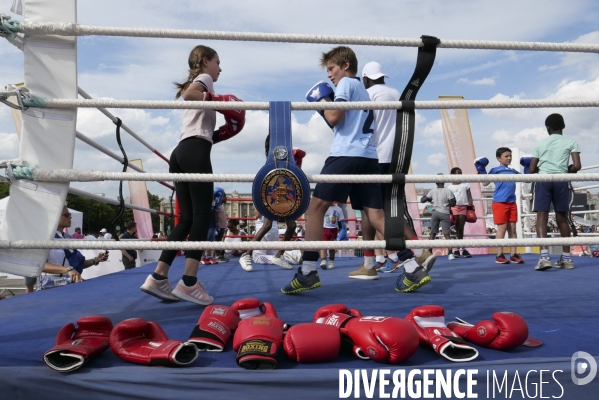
[43,300,539,373]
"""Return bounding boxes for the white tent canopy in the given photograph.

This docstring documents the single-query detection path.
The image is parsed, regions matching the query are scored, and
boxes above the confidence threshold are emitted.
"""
[0,196,83,236]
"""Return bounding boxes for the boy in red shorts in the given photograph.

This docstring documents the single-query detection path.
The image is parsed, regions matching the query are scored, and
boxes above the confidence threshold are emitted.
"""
[475,147,523,264]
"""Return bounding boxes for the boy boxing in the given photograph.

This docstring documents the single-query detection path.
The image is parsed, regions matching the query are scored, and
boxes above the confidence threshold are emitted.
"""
[475,148,524,264]
[282,46,431,294]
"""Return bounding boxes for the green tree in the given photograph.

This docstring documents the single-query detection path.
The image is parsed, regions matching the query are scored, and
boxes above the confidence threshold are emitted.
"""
[0,182,9,199]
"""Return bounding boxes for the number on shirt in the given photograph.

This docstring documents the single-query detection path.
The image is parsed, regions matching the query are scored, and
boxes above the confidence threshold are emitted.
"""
[362,110,374,134]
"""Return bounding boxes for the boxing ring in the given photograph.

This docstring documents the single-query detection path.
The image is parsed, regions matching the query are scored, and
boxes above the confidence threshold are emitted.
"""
[2,255,599,399]
[2,1,599,398]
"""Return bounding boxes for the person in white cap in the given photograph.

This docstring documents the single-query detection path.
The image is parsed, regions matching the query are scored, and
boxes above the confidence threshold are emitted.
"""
[362,61,437,288]
[100,228,112,240]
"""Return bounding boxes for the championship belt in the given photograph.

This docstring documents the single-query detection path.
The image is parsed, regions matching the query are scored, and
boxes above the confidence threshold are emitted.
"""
[252,101,310,221]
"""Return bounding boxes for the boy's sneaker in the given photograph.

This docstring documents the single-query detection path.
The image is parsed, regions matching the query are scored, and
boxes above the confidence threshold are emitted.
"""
[140,275,180,302]
[395,266,432,293]
[348,264,379,280]
[207,257,218,265]
[320,260,328,270]
[281,267,322,294]
[535,256,553,271]
[379,260,399,273]
[327,260,335,270]
[215,255,229,263]
[415,249,436,272]
[510,254,524,264]
[375,260,388,271]
[283,252,302,265]
[200,257,210,265]
[495,253,510,264]
[271,256,293,270]
[461,249,472,258]
[453,250,461,258]
[239,255,253,272]
[448,253,455,261]
[553,256,575,269]
[171,280,214,305]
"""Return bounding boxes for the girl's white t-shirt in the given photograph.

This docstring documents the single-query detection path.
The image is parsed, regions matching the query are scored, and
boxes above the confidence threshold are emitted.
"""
[449,183,471,206]
[179,73,217,143]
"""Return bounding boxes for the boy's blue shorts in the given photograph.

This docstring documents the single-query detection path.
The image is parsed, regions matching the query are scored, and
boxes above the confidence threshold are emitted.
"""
[313,156,382,210]
[532,181,571,212]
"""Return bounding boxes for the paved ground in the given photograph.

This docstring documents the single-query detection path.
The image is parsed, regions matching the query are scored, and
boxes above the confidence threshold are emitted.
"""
[0,276,26,298]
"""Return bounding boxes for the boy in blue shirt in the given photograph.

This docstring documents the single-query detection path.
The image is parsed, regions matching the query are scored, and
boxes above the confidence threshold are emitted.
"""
[476,148,524,265]
[282,46,431,294]
[528,113,581,271]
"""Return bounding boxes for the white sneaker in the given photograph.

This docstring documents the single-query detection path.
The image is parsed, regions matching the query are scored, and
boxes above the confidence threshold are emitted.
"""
[272,256,293,270]
[327,261,335,270]
[283,251,302,265]
[171,280,214,305]
[239,254,253,272]
[140,275,180,301]
[320,260,328,270]
[448,253,455,261]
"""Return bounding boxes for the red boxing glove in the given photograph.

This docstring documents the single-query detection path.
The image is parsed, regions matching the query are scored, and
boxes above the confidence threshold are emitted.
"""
[313,304,361,323]
[405,305,478,362]
[318,312,419,364]
[43,315,113,372]
[203,92,245,120]
[284,323,340,363]
[447,312,529,351]
[231,298,278,320]
[292,148,306,168]
[233,316,284,369]
[188,305,241,352]
[314,304,416,363]
[110,318,198,366]
[213,113,246,144]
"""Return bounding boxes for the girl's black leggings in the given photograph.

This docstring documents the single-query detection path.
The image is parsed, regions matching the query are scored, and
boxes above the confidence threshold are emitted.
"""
[159,137,213,264]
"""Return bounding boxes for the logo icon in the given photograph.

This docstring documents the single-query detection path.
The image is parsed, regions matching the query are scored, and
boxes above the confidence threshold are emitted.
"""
[273,146,288,160]
[571,351,597,385]
[210,306,227,316]
[260,169,304,218]
[476,326,487,337]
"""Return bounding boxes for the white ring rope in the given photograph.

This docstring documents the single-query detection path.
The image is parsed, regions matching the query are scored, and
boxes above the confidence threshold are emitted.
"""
[1,237,598,251]
[25,169,599,184]
[14,22,599,53]
[38,98,599,110]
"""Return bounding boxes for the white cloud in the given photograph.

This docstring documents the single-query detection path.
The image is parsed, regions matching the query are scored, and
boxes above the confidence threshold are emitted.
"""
[457,77,496,86]
[481,93,535,120]
[420,119,444,147]
[427,153,446,167]
[491,127,547,153]
[3,0,599,196]
[538,31,599,77]
[0,132,19,161]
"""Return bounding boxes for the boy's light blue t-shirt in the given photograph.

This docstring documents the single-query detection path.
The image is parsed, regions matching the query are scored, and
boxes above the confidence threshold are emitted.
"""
[533,134,580,174]
[330,77,378,159]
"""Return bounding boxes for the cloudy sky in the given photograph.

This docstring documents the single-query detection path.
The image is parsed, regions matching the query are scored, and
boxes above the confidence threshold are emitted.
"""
[1,0,599,201]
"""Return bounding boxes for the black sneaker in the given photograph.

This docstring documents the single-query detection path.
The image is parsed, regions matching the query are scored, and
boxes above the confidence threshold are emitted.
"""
[461,249,472,258]
[453,250,461,258]
[395,266,432,293]
[281,267,322,294]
